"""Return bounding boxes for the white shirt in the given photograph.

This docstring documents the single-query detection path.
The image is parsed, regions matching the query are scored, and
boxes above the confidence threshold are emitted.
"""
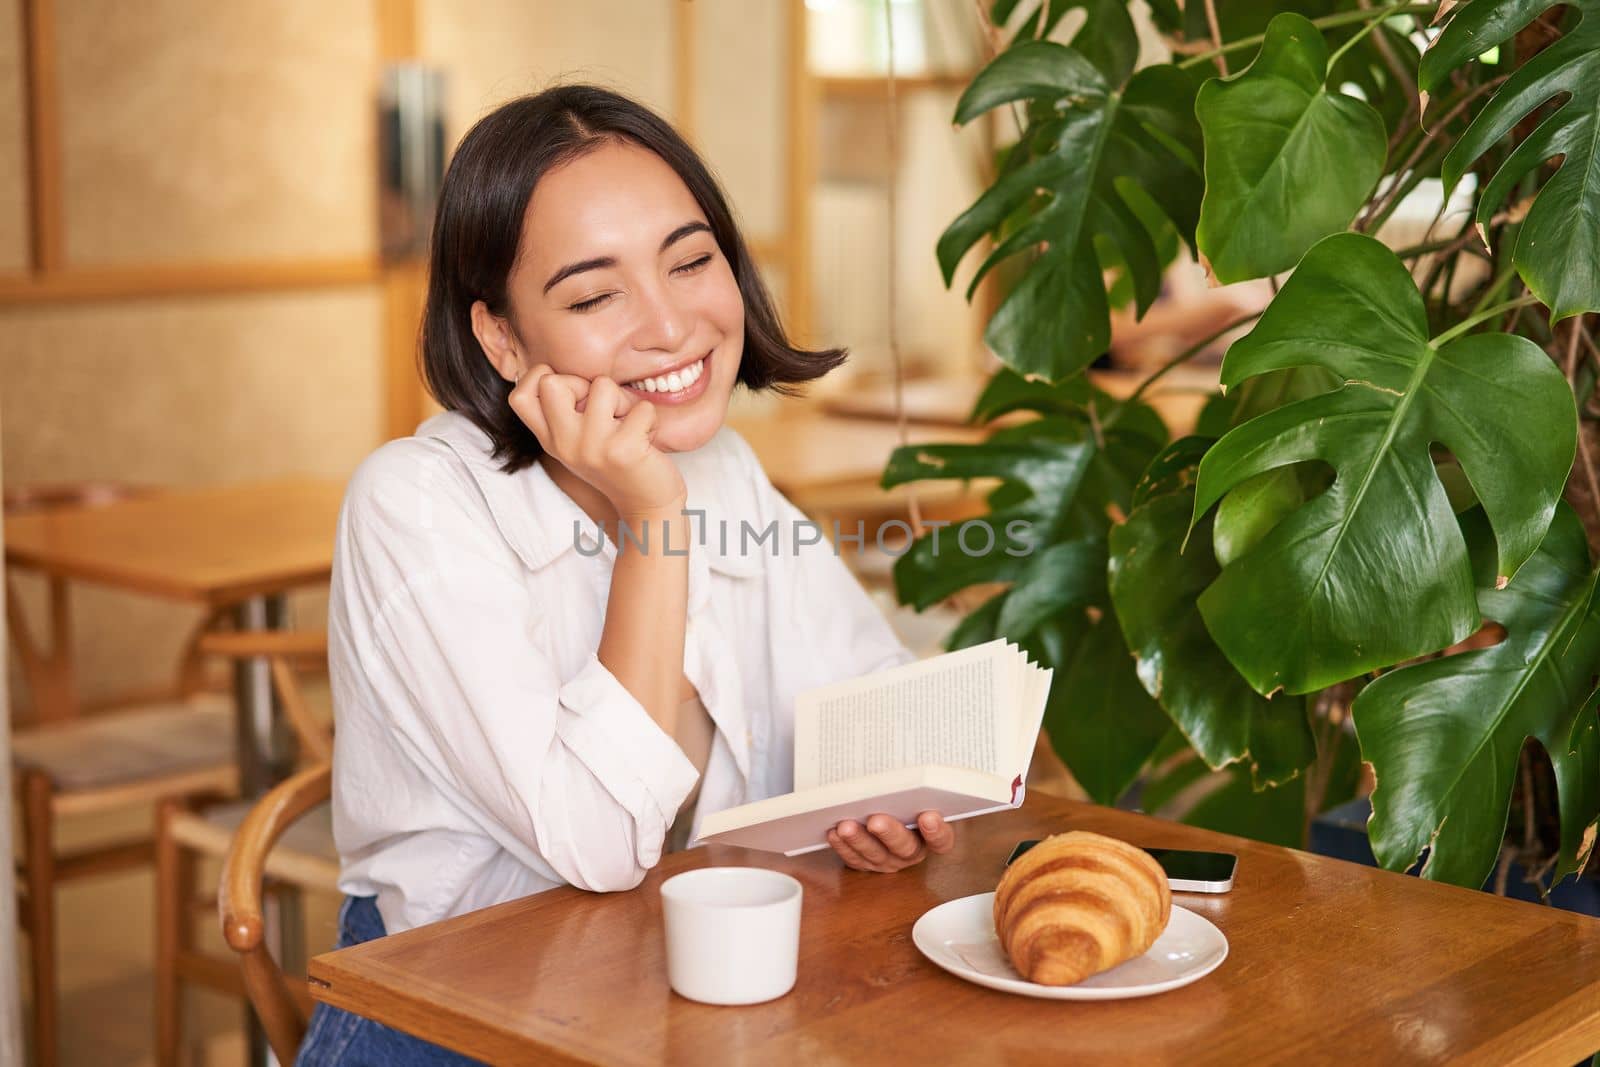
[328,410,912,933]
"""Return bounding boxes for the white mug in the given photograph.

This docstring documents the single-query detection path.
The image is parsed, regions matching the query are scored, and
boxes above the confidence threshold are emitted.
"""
[659,867,803,1005]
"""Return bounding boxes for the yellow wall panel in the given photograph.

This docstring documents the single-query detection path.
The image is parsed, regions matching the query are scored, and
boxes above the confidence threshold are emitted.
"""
[55,1,378,266]
[0,287,381,706]
[692,0,787,242]
[0,0,28,272]
[419,0,674,148]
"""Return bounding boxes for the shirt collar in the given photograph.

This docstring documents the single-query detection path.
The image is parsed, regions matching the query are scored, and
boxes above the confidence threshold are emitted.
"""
[418,410,763,579]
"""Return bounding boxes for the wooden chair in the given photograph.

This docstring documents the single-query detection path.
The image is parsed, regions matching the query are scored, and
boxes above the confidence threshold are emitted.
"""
[4,482,231,726]
[7,490,250,1067]
[154,630,335,1067]
[215,763,332,1065]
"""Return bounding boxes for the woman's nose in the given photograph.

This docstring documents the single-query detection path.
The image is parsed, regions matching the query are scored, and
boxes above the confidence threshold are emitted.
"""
[630,280,691,351]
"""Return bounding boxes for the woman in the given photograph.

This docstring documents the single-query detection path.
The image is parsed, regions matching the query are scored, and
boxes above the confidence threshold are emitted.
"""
[297,85,955,1064]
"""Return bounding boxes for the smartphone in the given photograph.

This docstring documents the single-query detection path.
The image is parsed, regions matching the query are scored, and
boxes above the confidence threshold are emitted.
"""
[1004,839,1237,893]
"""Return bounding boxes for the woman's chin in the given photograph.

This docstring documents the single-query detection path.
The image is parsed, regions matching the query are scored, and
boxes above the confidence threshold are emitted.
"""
[652,407,725,454]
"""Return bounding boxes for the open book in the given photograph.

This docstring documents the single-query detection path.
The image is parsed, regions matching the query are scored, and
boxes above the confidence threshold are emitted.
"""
[694,639,1053,856]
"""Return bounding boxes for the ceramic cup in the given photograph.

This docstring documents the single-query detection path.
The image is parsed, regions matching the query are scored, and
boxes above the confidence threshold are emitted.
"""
[659,867,803,1005]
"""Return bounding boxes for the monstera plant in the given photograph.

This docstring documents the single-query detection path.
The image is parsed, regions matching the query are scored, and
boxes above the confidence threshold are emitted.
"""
[890,0,1600,898]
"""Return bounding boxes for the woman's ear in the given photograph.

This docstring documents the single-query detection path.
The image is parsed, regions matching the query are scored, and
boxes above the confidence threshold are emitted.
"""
[470,300,524,383]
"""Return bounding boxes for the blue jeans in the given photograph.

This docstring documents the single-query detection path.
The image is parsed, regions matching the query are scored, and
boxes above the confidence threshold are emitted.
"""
[296,896,487,1066]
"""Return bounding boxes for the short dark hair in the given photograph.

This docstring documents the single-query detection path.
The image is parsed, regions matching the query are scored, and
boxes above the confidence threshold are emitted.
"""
[419,84,846,472]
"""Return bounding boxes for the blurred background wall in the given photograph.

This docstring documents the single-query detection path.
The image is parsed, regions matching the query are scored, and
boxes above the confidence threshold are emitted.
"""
[0,0,995,715]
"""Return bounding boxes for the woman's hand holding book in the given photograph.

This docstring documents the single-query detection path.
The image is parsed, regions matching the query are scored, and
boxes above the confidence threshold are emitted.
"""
[826,811,955,873]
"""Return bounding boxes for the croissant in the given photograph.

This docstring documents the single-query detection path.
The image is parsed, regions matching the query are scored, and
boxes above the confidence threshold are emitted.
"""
[993,831,1171,986]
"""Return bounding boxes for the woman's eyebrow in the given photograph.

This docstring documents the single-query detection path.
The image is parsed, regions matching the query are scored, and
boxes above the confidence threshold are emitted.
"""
[542,221,713,295]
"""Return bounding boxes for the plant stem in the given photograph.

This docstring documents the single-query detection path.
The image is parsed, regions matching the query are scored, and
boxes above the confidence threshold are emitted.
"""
[1567,320,1600,517]
[1202,0,1228,75]
[1470,262,1519,316]
[1177,2,1436,71]
[1394,231,1475,262]
[1127,310,1264,403]
[1433,295,1540,345]
[1325,7,1392,72]
[1357,0,1420,120]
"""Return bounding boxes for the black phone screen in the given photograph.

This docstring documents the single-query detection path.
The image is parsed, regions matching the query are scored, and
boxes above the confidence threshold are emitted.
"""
[1144,848,1237,883]
[1005,840,1237,884]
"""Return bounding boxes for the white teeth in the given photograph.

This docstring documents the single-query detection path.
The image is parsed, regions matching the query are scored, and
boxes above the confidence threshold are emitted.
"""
[627,357,704,394]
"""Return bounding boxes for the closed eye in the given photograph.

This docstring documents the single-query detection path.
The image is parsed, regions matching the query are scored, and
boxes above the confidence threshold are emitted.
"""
[568,255,712,312]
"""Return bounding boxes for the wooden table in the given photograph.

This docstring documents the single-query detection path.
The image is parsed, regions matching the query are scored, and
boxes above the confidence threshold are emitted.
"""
[4,478,343,608]
[5,477,343,1067]
[4,475,342,789]
[307,793,1600,1065]
[818,367,1220,438]
[728,411,985,501]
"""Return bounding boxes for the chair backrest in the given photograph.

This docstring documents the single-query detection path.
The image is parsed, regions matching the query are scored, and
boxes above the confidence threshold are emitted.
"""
[218,763,332,1065]
[197,630,333,763]
[4,482,163,723]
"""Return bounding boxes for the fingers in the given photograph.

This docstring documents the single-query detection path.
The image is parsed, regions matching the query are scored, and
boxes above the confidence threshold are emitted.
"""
[580,376,623,452]
[829,818,923,873]
[867,814,926,862]
[826,814,954,874]
[533,372,583,448]
[615,397,659,453]
[508,363,555,445]
[827,825,885,872]
[916,811,956,854]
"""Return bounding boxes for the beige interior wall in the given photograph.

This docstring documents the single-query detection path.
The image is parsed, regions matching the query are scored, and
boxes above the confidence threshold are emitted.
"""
[1,1,800,711]
[691,0,786,241]
[56,0,378,265]
[2,0,385,712]
[419,0,676,147]
[2,289,380,706]
[0,0,29,272]
[813,86,986,379]
[2,290,382,487]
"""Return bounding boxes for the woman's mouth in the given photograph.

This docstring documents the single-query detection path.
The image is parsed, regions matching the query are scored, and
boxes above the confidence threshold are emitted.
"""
[621,353,710,406]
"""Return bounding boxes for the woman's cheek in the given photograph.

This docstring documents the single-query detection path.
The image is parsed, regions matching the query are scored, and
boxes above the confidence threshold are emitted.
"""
[548,322,621,379]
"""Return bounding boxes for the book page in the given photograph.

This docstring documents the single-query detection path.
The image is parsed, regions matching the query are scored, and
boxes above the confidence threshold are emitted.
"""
[794,640,1014,789]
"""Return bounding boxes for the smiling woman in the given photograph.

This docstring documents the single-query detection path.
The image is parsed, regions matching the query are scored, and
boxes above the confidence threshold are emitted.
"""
[421,86,844,471]
[300,86,957,1065]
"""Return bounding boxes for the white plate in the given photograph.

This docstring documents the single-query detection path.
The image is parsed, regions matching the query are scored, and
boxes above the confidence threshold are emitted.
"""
[911,892,1228,1000]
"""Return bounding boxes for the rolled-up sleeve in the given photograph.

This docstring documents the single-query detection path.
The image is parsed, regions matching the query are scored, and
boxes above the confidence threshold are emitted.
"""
[342,462,699,894]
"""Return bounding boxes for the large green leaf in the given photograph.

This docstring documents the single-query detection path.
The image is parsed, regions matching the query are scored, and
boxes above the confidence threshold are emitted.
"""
[1195,13,1388,284]
[880,430,1091,610]
[940,42,1203,380]
[1029,613,1172,805]
[1423,0,1600,321]
[992,0,1141,86]
[968,367,1169,447]
[1182,769,1307,849]
[1110,438,1316,788]
[1192,233,1576,695]
[1353,505,1600,887]
[995,539,1106,638]
[884,407,1168,805]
